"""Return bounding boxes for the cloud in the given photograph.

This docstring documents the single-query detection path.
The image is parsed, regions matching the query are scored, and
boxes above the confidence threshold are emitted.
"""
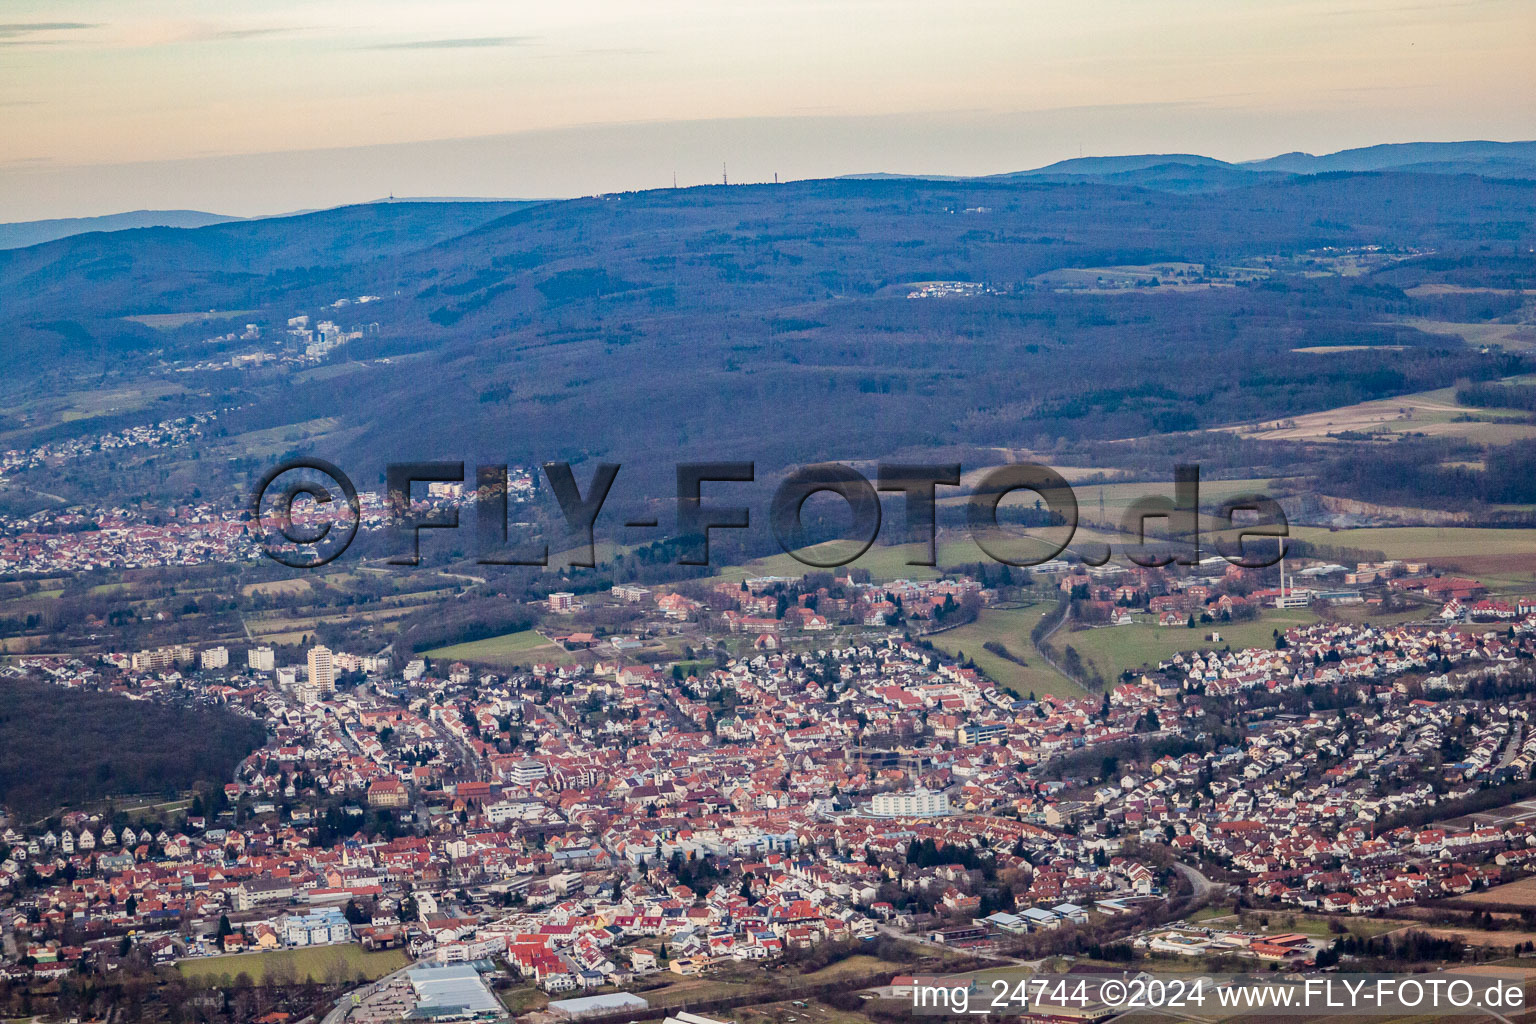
[211,27,295,41]
[0,22,96,38]
[365,36,533,51]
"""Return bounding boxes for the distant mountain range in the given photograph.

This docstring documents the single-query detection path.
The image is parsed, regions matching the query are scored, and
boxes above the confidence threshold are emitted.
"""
[0,209,242,251]
[1,166,1531,493]
[0,196,535,251]
[5,141,1530,252]
[849,139,1536,192]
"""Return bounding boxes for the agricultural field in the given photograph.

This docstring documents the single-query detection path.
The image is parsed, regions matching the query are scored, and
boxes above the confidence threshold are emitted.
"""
[631,974,758,1006]
[737,999,882,1024]
[0,380,189,440]
[926,602,1083,699]
[795,954,904,982]
[499,985,550,1014]
[240,578,313,598]
[205,417,344,458]
[176,944,408,984]
[1208,909,1402,939]
[705,525,1130,587]
[1031,261,1269,292]
[1416,927,1536,950]
[1045,608,1320,683]
[1289,526,1536,561]
[1292,344,1407,354]
[704,542,945,585]
[1455,877,1536,908]
[425,628,573,668]
[124,309,259,329]
[1225,377,1536,446]
[1390,316,1536,351]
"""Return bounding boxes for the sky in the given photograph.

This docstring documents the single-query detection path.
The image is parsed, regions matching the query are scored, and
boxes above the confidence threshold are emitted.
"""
[1,0,1533,220]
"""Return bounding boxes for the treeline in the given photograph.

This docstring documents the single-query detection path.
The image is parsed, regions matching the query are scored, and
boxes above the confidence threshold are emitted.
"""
[1456,382,1536,412]
[1325,929,1465,964]
[1375,775,1536,834]
[982,640,1028,666]
[1307,439,1536,509]
[1031,597,1068,646]
[395,598,537,654]
[0,677,265,820]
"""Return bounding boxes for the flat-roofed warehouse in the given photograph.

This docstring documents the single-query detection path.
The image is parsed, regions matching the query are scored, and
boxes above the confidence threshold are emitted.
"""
[407,963,506,1021]
[548,993,650,1019]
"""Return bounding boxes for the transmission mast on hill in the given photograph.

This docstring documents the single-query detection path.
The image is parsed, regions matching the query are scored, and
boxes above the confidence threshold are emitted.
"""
[722,162,728,186]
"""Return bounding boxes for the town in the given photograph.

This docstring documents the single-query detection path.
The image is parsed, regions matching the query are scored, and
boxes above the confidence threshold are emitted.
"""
[6,540,1536,1022]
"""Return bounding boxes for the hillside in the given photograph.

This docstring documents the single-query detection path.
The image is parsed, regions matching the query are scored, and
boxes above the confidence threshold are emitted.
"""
[0,169,1533,515]
[0,199,537,321]
[854,140,1536,191]
[0,678,265,821]
[0,209,242,251]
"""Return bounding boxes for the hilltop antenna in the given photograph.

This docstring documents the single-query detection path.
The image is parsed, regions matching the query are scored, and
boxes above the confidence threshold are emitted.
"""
[673,171,678,189]
[722,162,728,186]
[774,172,779,184]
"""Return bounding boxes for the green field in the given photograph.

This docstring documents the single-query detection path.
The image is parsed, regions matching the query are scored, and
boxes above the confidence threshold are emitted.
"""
[705,527,1128,586]
[1191,909,1402,939]
[1045,608,1321,682]
[926,603,1085,699]
[500,985,551,1014]
[1289,525,1536,560]
[124,309,259,329]
[177,944,408,984]
[425,628,574,668]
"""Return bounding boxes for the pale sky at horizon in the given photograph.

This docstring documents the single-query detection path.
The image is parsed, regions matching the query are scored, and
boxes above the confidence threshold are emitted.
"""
[2,0,1533,220]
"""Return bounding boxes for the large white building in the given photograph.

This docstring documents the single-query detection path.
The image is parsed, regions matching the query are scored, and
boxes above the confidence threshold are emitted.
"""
[507,760,549,787]
[307,645,336,696]
[247,646,275,672]
[868,788,952,818]
[199,646,228,670]
[282,908,352,947]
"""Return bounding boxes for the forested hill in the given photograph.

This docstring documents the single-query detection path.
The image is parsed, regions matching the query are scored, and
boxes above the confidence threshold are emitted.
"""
[0,171,1533,508]
[0,679,265,821]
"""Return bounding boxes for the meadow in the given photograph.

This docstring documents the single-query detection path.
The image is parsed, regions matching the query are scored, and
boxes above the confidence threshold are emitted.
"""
[425,628,574,668]
[176,944,408,985]
[1044,608,1321,683]
[925,603,1084,699]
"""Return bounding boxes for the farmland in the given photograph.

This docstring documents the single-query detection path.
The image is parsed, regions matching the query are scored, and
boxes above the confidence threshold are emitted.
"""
[1289,526,1536,561]
[176,944,408,985]
[925,602,1084,699]
[425,628,573,669]
[1044,608,1321,684]
[1454,877,1536,909]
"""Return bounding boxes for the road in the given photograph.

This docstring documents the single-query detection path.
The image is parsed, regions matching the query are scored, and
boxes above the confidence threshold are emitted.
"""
[321,961,416,1024]
[1031,601,1081,690]
[1171,860,1227,911]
